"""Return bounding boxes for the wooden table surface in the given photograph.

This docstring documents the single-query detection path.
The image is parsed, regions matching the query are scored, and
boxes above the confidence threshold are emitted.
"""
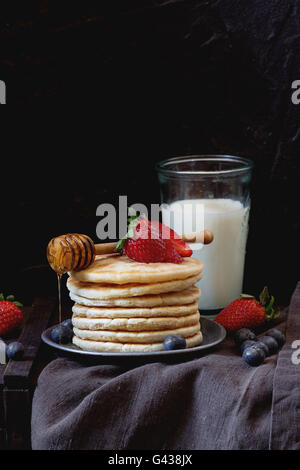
[0,296,56,449]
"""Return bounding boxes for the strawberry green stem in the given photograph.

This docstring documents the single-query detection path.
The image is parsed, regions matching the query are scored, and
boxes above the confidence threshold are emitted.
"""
[241,286,279,322]
[115,210,140,253]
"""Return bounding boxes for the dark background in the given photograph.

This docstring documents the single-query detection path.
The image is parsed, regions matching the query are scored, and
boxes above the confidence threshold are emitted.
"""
[1,0,299,305]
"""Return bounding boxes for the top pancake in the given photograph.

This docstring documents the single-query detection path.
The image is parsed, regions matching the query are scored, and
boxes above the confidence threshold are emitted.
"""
[70,254,203,284]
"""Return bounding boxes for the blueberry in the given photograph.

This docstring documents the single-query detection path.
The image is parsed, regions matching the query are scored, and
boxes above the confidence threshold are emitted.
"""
[234,328,256,346]
[61,319,73,330]
[259,335,278,355]
[163,334,186,351]
[266,329,285,347]
[254,340,269,356]
[51,324,73,344]
[6,341,24,360]
[242,346,265,367]
[240,340,257,354]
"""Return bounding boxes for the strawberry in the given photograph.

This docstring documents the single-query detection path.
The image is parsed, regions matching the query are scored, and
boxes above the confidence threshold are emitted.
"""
[116,210,191,263]
[0,294,23,336]
[164,239,183,263]
[214,287,279,332]
[123,219,182,264]
[119,216,168,263]
[124,235,167,263]
[153,222,193,257]
[167,236,192,257]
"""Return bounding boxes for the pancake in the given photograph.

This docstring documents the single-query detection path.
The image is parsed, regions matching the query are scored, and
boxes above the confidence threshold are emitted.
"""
[73,322,200,343]
[73,331,203,352]
[69,286,201,307]
[67,272,202,300]
[72,311,199,332]
[70,254,203,284]
[72,301,199,319]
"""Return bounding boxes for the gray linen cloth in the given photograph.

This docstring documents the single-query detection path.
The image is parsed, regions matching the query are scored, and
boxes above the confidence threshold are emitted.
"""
[31,283,300,450]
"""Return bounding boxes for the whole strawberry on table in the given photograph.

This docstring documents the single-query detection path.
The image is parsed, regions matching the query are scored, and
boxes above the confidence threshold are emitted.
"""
[0,293,24,360]
[215,287,285,367]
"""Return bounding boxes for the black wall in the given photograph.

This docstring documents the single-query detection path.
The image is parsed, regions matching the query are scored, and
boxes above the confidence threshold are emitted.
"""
[1,0,299,305]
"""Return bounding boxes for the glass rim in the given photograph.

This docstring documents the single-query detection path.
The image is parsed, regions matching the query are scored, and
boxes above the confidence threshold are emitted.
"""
[156,155,254,177]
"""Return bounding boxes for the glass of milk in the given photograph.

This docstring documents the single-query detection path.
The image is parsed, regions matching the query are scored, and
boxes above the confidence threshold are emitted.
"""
[156,155,253,317]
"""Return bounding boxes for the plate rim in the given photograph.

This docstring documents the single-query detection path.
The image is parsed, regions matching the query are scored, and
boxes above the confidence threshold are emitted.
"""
[41,317,226,358]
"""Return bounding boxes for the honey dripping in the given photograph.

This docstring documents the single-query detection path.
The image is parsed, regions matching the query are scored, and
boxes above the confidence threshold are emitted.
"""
[57,273,62,325]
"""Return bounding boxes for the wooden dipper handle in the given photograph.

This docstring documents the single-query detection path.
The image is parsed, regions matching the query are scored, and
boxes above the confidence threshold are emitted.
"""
[94,242,119,255]
[181,230,214,245]
[47,230,214,275]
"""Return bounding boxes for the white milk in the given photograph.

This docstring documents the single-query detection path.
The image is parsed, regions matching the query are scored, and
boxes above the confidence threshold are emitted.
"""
[162,199,249,311]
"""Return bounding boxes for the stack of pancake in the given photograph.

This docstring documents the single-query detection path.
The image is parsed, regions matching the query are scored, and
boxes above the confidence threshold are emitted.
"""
[67,254,204,352]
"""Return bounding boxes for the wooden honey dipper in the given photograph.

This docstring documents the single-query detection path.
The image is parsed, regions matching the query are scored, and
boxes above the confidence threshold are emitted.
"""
[47,230,214,275]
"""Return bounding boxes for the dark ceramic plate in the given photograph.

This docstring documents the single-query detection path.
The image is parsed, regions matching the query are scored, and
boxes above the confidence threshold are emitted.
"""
[41,318,226,363]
